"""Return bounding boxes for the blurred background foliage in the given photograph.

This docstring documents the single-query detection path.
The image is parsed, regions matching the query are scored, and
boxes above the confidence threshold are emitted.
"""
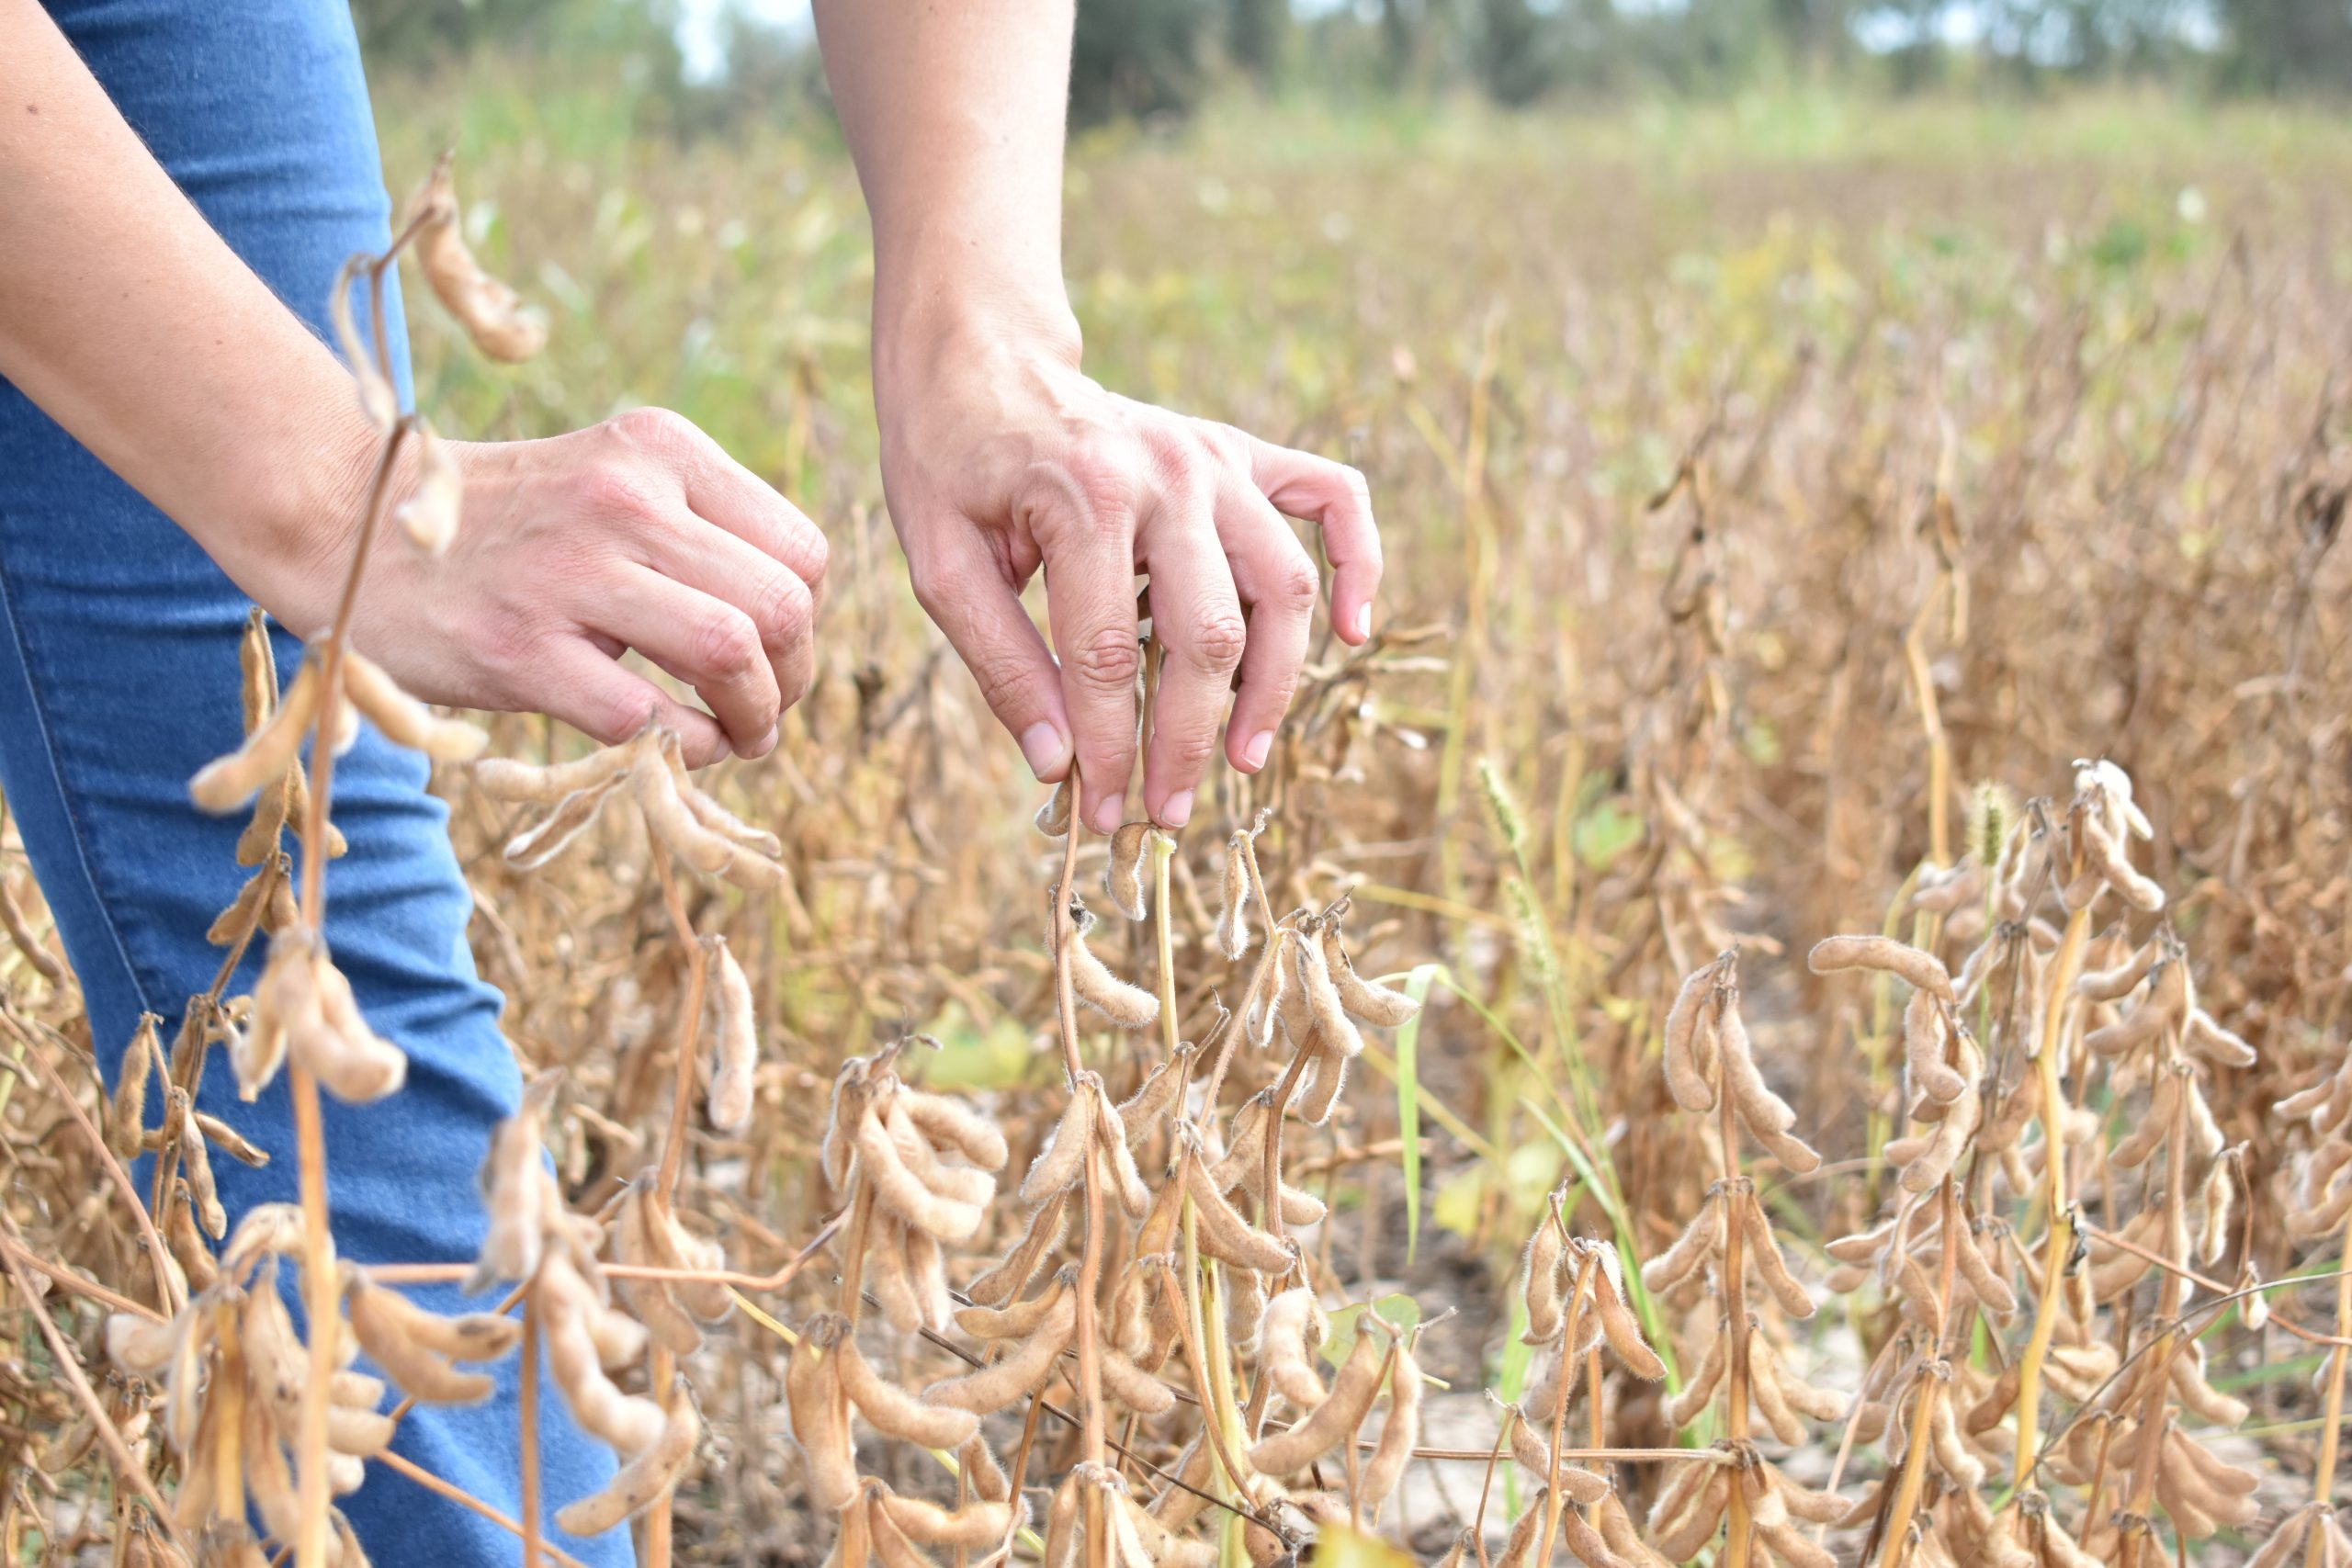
[350,0,2352,132]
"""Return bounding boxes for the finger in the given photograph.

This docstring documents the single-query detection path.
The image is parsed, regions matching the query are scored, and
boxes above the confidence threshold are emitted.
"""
[904,530,1073,784]
[595,567,782,759]
[1029,479,1145,834]
[533,636,732,767]
[614,408,829,597]
[1240,434,1381,645]
[1137,477,1245,830]
[646,511,819,728]
[1214,477,1318,776]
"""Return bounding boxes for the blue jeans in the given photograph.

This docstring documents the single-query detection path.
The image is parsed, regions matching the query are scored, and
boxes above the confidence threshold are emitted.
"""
[4,5,629,1561]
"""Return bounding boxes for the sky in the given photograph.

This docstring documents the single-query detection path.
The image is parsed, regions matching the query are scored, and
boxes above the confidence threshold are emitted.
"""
[676,0,813,80]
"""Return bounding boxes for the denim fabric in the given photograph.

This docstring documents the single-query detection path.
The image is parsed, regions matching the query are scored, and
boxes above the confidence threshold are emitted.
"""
[4,4,629,1561]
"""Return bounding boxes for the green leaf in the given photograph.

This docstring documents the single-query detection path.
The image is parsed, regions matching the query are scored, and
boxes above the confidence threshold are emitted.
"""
[1313,1522,1419,1568]
[1572,796,1645,870]
[1395,963,1440,1265]
[1320,1293,1421,1366]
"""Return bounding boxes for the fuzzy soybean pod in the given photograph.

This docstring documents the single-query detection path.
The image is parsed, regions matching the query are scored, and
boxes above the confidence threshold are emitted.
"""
[1066,913,1161,1030]
[1737,1192,1815,1319]
[965,1189,1069,1309]
[1180,1149,1295,1275]
[1091,1083,1153,1218]
[306,962,403,1104]
[1295,923,1365,1061]
[474,744,632,805]
[611,1190,702,1356]
[1589,1247,1667,1377]
[1665,1327,1726,1427]
[1246,1326,1385,1475]
[1520,1219,1567,1345]
[857,1105,984,1242]
[1719,1003,1796,1135]
[821,1316,979,1450]
[1101,1348,1178,1416]
[1258,1288,1331,1409]
[1021,1084,1099,1206]
[1903,988,1967,1104]
[1641,1193,1721,1296]
[1651,1469,1732,1563]
[2085,955,2188,1056]
[541,1257,666,1456]
[922,1288,1079,1414]
[409,155,548,362]
[1215,831,1252,959]
[469,1070,558,1292]
[878,1494,1016,1551]
[1493,1488,1551,1568]
[1104,821,1153,920]
[1660,958,1724,1112]
[345,1272,500,1404]
[2075,940,2157,1002]
[701,934,759,1134]
[1950,1217,2018,1317]
[189,659,323,814]
[1357,1330,1422,1525]
[2185,1007,2257,1068]
[955,1268,1074,1341]
[557,1380,702,1537]
[1246,927,1294,1049]
[337,649,486,761]
[1035,775,1073,837]
[1321,922,1421,1028]
[1808,934,1955,1001]
[786,1328,861,1512]
[899,1089,1011,1171]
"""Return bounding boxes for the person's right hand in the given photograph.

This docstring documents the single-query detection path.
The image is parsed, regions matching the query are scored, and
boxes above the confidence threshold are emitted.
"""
[297,406,826,767]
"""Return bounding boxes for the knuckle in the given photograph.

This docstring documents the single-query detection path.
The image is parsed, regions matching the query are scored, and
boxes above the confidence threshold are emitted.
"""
[796,518,831,603]
[969,649,1048,715]
[1068,623,1144,692]
[1024,453,1136,543]
[1268,550,1322,608]
[749,570,812,647]
[577,458,661,522]
[1163,724,1220,771]
[689,606,762,682]
[610,404,695,453]
[1182,605,1250,673]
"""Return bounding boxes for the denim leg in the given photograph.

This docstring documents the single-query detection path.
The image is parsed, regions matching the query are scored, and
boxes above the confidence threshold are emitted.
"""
[4,3,630,1561]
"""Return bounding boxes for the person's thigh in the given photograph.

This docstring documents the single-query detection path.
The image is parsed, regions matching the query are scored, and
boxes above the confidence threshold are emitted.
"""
[4,4,629,1561]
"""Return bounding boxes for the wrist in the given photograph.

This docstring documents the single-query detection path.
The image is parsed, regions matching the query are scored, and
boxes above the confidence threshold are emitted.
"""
[872,273,1083,414]
[236,389,407,637]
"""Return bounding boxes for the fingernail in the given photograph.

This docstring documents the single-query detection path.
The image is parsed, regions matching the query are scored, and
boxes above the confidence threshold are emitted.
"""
[1020,722,1069,780]
[1090,796,1125,834]
[1160,789,1194,829]
[1352,604,1374,640]
[1243,730,1275,771]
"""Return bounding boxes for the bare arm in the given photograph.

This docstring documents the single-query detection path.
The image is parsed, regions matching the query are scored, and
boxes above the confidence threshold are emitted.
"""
[0,1,371,612]
[814,0,1383,833]
[0,2,825,761]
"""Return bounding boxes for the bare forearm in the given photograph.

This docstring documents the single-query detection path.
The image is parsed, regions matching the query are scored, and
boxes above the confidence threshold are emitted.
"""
[0,2,371,626]
[810,0,1082,378]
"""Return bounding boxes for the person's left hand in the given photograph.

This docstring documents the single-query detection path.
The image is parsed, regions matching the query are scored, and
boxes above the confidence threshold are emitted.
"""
[874,318,1382,835]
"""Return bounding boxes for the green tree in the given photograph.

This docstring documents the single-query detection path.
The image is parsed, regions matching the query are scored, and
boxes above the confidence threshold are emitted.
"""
[2219,0,2352,90]
[1070,0,1213,125]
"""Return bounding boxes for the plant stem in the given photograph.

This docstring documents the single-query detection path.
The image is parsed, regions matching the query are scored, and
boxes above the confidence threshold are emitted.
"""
[2305,1201,2352,1568]
[2012,893,2090,1497]
[521,1292,543,1568]
[1718,1022,1754,1568]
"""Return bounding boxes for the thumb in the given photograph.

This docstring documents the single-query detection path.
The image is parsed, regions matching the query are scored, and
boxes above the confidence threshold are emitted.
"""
[908,538,1073,782]
[537,638,733,767]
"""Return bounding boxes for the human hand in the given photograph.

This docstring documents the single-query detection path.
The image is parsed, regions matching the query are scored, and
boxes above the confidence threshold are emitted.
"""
[875,321,1381,834]
[293,407,825,766]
